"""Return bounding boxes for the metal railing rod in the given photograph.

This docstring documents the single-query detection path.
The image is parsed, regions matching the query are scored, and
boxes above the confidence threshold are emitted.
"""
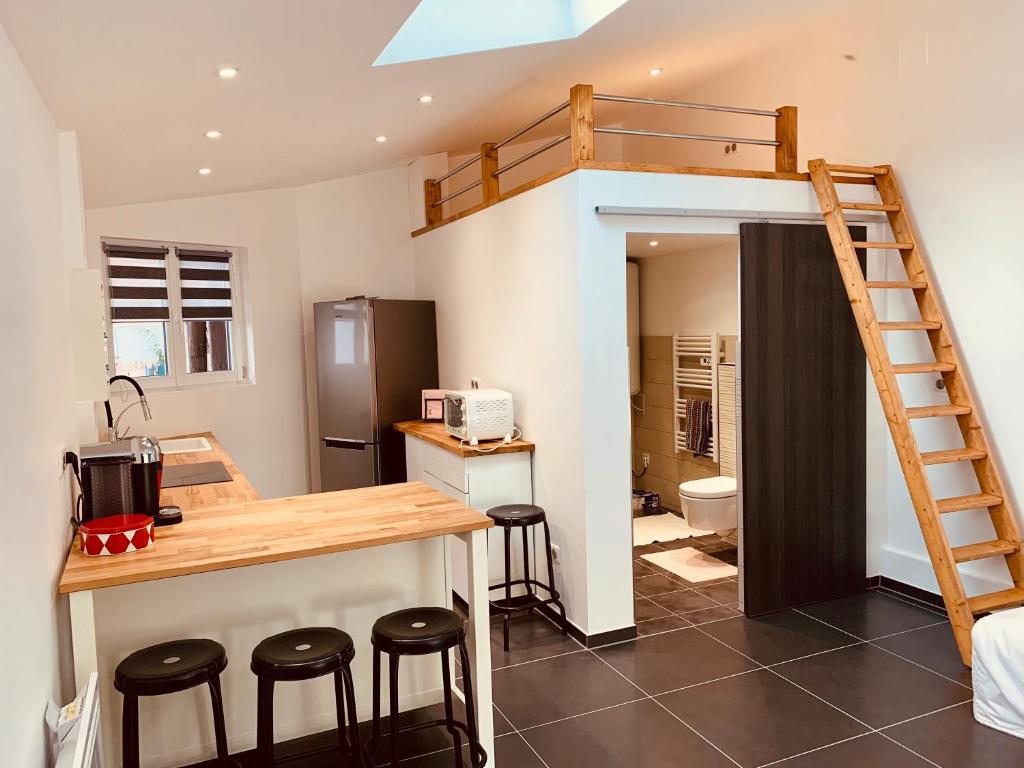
[494,100,570,149]
[433,154,481,185]
[433,177,483,206]
[594,126,779,147]
[594,93,779,118]
[493,134,570,177]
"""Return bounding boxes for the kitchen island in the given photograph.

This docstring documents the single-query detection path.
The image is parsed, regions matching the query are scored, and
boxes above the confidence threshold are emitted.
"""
[60,436,496,766]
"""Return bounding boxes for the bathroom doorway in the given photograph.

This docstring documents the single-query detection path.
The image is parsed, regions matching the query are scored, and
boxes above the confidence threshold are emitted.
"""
[626,233,744,631]
[623,223,869,632]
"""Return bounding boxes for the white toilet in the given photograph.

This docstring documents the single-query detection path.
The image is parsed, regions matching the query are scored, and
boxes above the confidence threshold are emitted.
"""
[678,476,738,536]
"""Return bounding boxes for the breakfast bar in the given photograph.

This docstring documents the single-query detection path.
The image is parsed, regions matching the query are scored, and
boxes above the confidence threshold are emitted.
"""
[60,476,496,765]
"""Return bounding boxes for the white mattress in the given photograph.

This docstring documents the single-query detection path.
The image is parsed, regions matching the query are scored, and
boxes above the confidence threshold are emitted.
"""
[973,607,1024,739]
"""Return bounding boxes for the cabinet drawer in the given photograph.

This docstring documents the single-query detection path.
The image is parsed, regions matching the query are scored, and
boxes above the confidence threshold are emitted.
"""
[421,441,468,493]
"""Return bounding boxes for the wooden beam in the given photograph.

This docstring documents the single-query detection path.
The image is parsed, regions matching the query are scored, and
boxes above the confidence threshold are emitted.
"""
[423,179,442,226]
[774,106,797,173]
[569,83,595,162]
[480,142,499,202]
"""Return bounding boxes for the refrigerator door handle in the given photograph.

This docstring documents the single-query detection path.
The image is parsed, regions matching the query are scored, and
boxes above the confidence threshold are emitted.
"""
[322,437,368,450]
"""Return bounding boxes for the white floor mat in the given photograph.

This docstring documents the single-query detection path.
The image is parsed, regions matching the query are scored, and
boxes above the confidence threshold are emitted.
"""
[642,547,738,583]
[632,513,712,547]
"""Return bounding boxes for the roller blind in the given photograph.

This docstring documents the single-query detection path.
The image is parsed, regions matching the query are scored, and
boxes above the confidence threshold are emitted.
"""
[103,244,170,320]
[175,248,234,319]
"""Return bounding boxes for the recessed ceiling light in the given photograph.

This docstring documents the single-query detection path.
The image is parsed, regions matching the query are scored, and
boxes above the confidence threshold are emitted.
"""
[418,94,433,104]
[216,66,239,79]
[198,167,212,176]
[375,135,388,143]
[649,67,663,77]
[205,130,222,139]
[649,240,659,247]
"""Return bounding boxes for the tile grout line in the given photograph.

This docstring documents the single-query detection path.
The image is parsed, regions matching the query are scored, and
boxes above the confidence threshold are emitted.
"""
[871,586,951,618]
[753,732,870,768]
[585,643,744,768]
[491,699,553,768]
[866,639,974,690]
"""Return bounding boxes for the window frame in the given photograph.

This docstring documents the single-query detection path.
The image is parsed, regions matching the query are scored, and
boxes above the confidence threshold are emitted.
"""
[101,237,254,390]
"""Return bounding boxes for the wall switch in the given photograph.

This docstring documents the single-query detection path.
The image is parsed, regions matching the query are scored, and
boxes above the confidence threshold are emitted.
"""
[550,544,560,564]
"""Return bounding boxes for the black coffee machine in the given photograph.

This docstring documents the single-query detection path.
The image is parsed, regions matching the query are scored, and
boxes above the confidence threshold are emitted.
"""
[79,437,162,523]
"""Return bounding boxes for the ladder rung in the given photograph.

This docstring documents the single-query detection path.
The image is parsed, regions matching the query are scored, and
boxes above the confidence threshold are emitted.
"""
[906,404,972,419]
[840,201,901,212]
[893,362,956,374]
[866,280,928,290]
[921,447,987,465]
[879,321,942,331]
[952,540,1020,564]
[937,493,1003,514]
[852,241,914,250]
[827,163,889,176]
[969,587,1024,615]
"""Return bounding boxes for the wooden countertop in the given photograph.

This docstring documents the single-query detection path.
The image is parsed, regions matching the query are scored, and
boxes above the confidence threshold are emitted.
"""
[394,420,535,457]
[59,482,492,593]
[159,432,260,510]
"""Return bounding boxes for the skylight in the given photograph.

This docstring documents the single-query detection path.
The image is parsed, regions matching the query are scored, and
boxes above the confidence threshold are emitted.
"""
[374,0,631,66]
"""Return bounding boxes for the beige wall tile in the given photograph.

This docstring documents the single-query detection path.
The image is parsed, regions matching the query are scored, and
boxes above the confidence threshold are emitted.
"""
[633,404,673,432]
[641,335,672,361]
[642,382,673,409]
[633,426,674,457]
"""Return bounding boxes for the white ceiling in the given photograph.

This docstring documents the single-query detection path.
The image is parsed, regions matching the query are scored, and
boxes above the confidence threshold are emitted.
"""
[626,233,737,258]
[0,0,836,208]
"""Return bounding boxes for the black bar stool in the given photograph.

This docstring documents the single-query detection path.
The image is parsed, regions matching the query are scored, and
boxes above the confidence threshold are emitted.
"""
[250,627,362,767]
[114,638,234,768]
[486,504,568,651]
[367,607,486,768]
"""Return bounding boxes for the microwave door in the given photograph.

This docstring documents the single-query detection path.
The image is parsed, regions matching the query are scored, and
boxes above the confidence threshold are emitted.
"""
[319,438,379,492]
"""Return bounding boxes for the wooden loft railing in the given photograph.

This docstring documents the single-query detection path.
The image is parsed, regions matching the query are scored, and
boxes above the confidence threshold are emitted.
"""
[417,83,799,235]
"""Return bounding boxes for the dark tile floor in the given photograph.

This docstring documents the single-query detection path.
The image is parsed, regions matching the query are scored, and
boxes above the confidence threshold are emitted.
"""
[192,540,1024,768]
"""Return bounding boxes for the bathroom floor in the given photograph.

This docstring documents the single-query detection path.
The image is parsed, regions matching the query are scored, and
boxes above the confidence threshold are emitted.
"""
[192,558,1020,768]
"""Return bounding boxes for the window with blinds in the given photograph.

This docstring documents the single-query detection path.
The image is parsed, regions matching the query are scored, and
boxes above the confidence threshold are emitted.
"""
[176,248,234,374]
[103,243,171,378]
[102,239,249,387]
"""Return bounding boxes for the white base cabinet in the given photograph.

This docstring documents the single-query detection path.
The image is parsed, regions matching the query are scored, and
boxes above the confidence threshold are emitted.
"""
[404,435,534,601]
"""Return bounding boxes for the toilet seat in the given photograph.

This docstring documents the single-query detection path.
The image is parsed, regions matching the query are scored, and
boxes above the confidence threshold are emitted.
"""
[679,476,736,500]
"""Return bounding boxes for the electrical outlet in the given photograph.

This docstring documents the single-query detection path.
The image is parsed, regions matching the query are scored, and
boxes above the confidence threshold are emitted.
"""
[470,378,481,390]
[550,544,560,564]
[58,445,69,477]
[641,452,651,469]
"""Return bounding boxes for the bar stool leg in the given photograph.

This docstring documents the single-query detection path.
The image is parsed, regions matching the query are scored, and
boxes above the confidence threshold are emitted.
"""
[522,525,534,616]
[341,664,362,766]
[543,518,569,635]
[503,526,512,652]
[121,694,140,768]
[333,670,349,762]
[256,676,275,768]
[388,654,401,768]
[441,650,465,768]
[369,646,382,758]
[207,674,230,759]
[457,638,484,768]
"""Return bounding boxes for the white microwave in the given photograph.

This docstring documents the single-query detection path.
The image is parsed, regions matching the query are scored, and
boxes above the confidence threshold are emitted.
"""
[444,389,515,442]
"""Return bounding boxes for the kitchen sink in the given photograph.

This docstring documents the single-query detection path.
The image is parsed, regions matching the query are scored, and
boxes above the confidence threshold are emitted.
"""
[160,436,213,454]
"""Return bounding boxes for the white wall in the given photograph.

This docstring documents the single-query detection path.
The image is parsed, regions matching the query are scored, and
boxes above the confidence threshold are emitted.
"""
[0,23,85,766]
[637,241,739,338]
[624,0,1024,596]
[86,188,309,499]
[295,168,416,490]
[85,166,417,497]
[412,174,603,630]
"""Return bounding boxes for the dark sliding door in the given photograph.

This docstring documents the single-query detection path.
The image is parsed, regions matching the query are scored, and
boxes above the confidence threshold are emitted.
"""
[740,223,866,615]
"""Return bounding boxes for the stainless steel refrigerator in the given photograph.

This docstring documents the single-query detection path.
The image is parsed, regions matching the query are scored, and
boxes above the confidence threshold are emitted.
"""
[314,298,439,491]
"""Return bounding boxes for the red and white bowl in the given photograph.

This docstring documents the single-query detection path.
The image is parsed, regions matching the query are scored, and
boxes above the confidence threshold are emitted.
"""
[79,514,155,557]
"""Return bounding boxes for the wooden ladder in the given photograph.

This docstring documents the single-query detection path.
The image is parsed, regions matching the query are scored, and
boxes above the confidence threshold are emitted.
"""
[808,159,1024,666]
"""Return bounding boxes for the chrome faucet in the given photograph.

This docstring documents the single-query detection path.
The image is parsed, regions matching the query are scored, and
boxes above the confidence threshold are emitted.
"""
[104,375,153,440]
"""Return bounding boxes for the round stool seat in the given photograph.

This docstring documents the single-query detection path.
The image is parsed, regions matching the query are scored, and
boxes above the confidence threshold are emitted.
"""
[486,504,545,527]
[251,627,354,682]
[372,607,464,656]
[115,639,226,697]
